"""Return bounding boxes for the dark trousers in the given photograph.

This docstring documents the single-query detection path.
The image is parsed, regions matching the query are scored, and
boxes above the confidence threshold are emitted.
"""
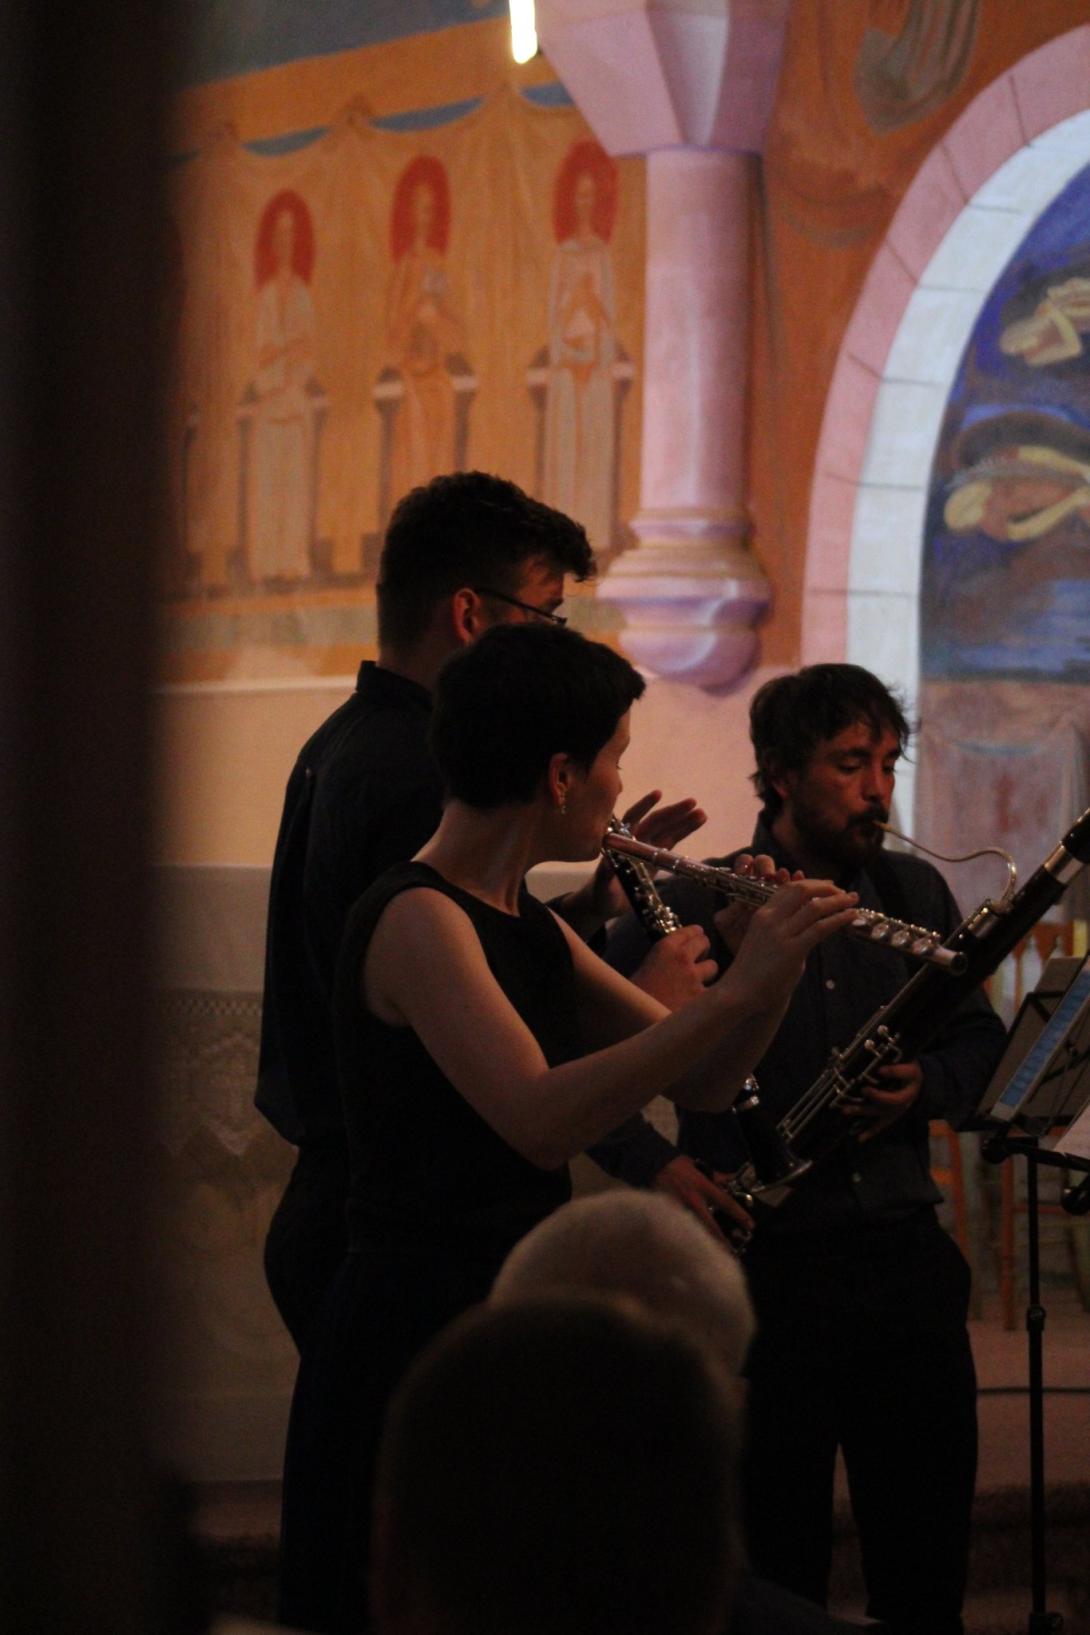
[264,1139,351,1351]
[277,1236,509,1634]
[741,1213,977,1635]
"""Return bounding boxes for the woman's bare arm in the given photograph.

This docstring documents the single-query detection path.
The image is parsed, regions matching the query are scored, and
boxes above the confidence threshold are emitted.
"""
[363,878,857,1171]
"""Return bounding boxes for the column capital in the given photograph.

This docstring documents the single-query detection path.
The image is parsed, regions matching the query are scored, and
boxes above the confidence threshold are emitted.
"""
[599,508,771,687]
[535,0,790,156]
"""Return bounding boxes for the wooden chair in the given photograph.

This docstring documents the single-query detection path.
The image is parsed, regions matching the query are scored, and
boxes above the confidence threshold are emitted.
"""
[930,1119,971,1264]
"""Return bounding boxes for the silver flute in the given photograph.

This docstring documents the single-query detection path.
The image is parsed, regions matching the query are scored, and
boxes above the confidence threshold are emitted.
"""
[601,830,967,973]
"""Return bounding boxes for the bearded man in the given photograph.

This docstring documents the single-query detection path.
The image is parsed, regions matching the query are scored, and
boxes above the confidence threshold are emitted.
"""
[606,663,1007,1635]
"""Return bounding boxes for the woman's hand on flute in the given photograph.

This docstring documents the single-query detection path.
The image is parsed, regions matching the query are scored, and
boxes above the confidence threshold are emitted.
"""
[721,878,860,1015]
[712,853,795,954]
[630,924,719,1010]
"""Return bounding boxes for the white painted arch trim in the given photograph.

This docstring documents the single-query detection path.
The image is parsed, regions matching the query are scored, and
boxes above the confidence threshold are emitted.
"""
[803,25,1090,825]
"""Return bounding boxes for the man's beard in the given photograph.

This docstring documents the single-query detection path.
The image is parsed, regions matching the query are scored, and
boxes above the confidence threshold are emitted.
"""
[794,798,889,874]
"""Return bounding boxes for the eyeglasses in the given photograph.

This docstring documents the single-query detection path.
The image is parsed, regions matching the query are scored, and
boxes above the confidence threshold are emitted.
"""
[473,587,568,627]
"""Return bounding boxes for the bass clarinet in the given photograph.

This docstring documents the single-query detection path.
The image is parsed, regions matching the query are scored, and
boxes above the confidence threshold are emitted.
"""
[729,804,1090,1216]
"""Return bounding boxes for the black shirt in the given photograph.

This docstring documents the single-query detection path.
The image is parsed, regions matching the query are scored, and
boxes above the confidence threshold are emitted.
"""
[605,814,1008,1236]
[256,662,442,1143]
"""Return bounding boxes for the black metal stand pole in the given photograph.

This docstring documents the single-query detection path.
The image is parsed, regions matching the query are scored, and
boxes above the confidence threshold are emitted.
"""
[1023,1151,1062,1632]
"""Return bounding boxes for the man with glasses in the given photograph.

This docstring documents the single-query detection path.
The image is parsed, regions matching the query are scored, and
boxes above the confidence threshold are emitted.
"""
[471,585,568,623]
[256,470,725,1349]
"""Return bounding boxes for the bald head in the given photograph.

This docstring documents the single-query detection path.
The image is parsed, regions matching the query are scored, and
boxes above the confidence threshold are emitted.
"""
[491,1191,755,1376]
[372,1293,741,1635]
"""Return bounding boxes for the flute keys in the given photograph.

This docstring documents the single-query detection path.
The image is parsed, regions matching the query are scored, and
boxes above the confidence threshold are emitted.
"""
[850,910,937,957]
[852,913,890,941]
[604,825,955,970]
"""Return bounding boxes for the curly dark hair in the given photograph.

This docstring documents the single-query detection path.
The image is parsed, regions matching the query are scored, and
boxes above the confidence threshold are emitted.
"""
[750,664,913,817]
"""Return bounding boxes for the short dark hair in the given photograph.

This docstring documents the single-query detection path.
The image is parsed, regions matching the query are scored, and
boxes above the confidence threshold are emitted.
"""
[430,624,645,807]
[377,471,595,650]
[750,663,913,817]
[372,1295,741,1635]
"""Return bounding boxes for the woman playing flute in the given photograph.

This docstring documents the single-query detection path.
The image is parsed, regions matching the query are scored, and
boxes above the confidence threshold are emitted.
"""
[279,622,858,1634]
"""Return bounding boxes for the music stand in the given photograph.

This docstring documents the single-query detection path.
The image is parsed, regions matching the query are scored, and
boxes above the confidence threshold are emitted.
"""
[978,954,1090,1634]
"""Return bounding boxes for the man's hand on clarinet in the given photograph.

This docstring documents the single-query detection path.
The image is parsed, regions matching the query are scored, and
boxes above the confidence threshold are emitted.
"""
[651,1154,754,1242]
[851,1060,923,1142]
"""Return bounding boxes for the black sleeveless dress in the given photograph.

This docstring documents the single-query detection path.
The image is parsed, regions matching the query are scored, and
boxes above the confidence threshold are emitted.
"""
[279,862,581,1633]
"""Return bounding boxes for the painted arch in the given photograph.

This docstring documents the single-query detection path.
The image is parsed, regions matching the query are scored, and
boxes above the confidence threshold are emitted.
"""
[804,25,1090,859]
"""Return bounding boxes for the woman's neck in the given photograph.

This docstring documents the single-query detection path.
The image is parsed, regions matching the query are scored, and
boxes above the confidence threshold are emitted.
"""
[415,802,551,915]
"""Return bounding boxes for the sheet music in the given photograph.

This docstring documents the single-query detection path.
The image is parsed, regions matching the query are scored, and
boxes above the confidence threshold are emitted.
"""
[989,958,1090,1126]
[1050,1097,1090,1161]
[979,956,1080,1119]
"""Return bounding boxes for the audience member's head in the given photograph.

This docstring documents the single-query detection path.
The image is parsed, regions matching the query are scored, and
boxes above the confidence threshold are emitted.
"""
[371,1293,742,1635]
[491,1190,755,1376]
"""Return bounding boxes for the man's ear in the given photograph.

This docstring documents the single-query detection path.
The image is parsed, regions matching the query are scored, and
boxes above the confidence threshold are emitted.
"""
[765,756,790,802]
[449,586,484,647]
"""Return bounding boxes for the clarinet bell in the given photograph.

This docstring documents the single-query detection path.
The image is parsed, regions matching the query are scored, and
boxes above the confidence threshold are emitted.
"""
[733,1081,812,1189]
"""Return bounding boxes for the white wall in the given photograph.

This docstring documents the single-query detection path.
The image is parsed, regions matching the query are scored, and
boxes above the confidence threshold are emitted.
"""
[155,661,782,869]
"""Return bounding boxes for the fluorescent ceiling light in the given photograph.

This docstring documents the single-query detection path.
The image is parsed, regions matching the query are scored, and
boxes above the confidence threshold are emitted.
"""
[510,0,538,64]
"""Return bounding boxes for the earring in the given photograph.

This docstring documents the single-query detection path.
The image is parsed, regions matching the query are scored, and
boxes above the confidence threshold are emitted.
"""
[558,793,567,817]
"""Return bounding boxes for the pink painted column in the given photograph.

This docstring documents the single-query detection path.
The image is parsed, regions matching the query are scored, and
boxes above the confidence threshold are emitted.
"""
[536,0,786,686]
[606,146,769,684]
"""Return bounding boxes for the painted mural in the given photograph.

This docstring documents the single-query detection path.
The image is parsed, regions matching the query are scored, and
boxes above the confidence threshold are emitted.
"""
[164,73,642,683]
[924,161,1090,685]
[750,0,1090,666]
[853,0,979,133]
[914,160,1090,917]
[382,156,465,506]
[542,139,623,555]
[246,190,323,586]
